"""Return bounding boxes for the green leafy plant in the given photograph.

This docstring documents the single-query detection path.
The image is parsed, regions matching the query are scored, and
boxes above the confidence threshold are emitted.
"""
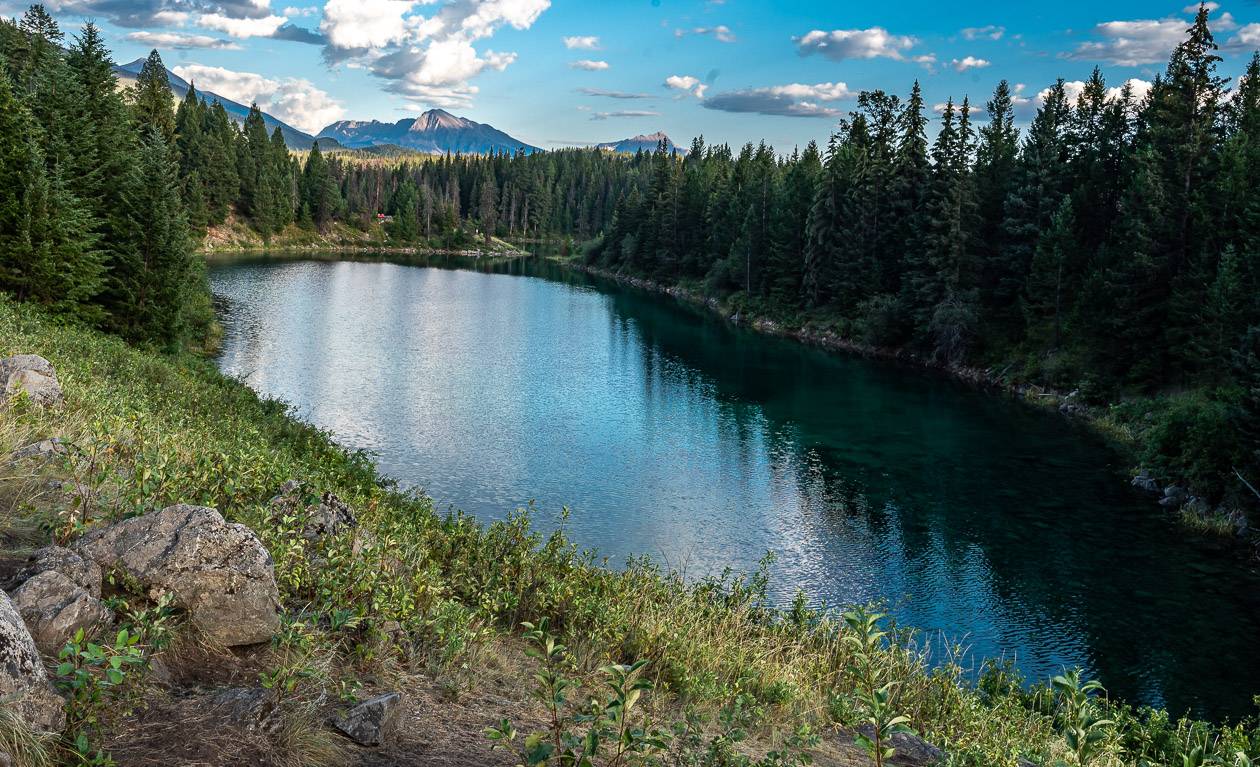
[842,607,913,767]
[1051,670,1114,766]
[485,618,669,766]
[54,627,148,765]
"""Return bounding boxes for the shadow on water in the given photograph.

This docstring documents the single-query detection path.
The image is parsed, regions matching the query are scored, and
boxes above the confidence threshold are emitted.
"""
[209,251,1260,721]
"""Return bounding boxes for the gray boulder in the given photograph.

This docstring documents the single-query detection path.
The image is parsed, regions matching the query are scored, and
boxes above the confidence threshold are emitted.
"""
[0,355,63,407]
[1130,470,1159,494]
[9,570,113,656]
[330,692,400,746]
[269,481,357,541]
[7,438,66,465]
[0,592,65,733]
[1160,485,1189,508]
[856,726,944,766]
[7,546,103,597]
[1183,497,1212,517]
[304,492,356,541]
[0,355,55,381]
[211,687,281,734]
[75,505,281,647]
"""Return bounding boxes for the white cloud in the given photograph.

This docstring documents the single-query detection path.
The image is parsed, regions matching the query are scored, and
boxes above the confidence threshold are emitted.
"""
[1234,23,1260,47]
[125,30,241,48]
[952,55,990,72]
[42,0,284,31]
[1109,77,1153,103]
[321,0,551,108]
[703,82,856,117]
[198,12,287,38]
[153,10,191,25]
[933,101,984,115]
[665,74,707,98]
[283,5,318,17]
[563,35,599,49]
[961,25,1004,41]
[579,87,649,99]
[590,109,660,120]
[172,63,345,133]
[1067,18,1186,66]
[794,27,918,61]
[571,59,609,70]
[1012,82,1032,109]
[678,24,735,43]
[1036,77,1153,107]
[320,0,414,48]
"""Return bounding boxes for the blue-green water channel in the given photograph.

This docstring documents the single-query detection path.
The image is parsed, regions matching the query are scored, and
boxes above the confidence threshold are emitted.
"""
[210,254,1260,720]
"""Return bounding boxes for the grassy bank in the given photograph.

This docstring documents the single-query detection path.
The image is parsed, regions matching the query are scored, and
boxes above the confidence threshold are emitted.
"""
[201,215,527,259]
[1,296,1257,767]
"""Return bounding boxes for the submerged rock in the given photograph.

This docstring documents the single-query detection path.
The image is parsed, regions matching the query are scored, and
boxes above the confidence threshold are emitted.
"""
[0,592,66,732]
[0,355,64,407]
[330,692,401,746]
[75,504,281,646]
[9,570,113,655]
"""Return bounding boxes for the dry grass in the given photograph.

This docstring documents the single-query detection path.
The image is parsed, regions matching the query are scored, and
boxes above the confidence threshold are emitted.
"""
[0,707,55,767]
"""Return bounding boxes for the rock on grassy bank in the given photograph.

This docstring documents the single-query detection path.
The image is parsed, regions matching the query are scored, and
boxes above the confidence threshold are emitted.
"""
[0,296,1255,767]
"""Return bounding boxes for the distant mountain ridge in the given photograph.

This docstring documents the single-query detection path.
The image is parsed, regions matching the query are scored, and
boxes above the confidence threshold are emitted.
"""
[596,132,680,154]
[112,58,323,150]
[317,110,541,155]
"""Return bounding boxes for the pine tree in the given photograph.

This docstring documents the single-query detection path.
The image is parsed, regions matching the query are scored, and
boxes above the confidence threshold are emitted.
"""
[478,169,498,245]
[130,50,176,141]
[975,81,1020,326]
[204,101,239,223]
[300,142,340,229]
[1023,197,1077,351]
[0,69,103,318]
[175,83,210,230]
[803,134,842,307]
[114,129,196,345]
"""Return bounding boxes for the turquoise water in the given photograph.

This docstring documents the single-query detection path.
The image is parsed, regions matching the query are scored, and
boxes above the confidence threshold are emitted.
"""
[210,254,1260,720]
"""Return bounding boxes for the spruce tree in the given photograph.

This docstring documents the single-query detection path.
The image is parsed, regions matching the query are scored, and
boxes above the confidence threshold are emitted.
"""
[130,50,176,142]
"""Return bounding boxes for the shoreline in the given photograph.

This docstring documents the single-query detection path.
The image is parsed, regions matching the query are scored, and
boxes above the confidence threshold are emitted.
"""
[200,243,530,260]
[563,259,1257,552]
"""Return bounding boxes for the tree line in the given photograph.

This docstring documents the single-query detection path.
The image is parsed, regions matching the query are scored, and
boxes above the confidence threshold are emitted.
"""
[3,5,1258,502]
[578,9,1260,504]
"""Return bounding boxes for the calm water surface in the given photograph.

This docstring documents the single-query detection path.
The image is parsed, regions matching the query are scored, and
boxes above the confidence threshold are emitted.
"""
[210,254,1260,720]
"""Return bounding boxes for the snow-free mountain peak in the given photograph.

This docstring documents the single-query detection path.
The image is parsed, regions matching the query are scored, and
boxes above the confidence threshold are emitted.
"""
[318,110,539,155]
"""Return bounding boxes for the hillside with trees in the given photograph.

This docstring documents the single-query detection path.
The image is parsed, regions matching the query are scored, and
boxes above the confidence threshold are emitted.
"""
[2,5,1259,519]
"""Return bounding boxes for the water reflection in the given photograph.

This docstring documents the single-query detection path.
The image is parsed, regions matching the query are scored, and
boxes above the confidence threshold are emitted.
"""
[211,254,1260,720]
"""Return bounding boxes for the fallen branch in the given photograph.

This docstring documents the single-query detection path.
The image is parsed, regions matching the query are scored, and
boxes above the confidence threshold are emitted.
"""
[1233,467,1260,502]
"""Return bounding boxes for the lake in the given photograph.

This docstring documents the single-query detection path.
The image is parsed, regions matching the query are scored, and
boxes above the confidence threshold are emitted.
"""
[210,253,1260,720]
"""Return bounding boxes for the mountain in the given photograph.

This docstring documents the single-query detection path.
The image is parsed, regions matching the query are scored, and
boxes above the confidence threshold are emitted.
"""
[596,132,680,154]
[317,109,540,155]
[112,58,327,150]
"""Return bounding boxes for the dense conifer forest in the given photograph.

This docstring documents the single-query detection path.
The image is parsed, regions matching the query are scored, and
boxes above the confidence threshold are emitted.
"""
[2,5,1260,511]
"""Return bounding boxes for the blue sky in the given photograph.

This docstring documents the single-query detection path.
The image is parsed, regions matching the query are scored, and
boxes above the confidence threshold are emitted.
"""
[21,0,1260,150]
